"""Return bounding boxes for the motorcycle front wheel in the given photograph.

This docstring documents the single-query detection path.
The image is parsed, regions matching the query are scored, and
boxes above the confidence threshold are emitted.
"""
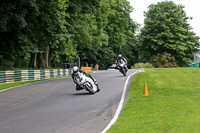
[123,69,126,76]
[121,68,126,76]
[85,82,95,94]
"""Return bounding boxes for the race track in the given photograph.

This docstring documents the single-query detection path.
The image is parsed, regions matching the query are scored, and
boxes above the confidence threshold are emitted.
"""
[0,69,137,133]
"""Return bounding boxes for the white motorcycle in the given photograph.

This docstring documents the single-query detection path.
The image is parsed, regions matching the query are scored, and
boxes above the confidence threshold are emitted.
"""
[74,72,99,94]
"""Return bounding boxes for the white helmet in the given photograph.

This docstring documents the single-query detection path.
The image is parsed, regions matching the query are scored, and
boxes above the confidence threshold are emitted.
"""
[118,54,122,58]
[72,66,79,73]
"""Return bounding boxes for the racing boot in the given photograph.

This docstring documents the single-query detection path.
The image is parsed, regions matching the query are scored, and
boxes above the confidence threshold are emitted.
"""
[76,85,83,91]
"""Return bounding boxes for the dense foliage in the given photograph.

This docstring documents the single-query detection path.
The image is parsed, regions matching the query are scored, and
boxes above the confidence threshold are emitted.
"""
[1,0,198,69]
[0,0,138,70]
[0,0,71,68]
[139,1,199,67]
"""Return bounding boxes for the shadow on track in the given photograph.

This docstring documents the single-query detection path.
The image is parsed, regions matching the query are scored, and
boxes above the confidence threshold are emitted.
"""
[73,92,94,96]
[116,75,126,77]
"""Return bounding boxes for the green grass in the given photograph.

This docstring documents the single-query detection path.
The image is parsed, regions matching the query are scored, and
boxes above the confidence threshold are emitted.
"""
[107,68,200,133]
[0,76,70,91]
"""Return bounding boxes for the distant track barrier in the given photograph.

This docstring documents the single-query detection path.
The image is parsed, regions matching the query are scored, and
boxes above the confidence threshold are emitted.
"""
[188,62,200,67]
[0,69,71,84]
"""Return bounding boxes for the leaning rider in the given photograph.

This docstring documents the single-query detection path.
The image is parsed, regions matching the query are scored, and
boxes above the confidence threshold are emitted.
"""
[72,66,100,92]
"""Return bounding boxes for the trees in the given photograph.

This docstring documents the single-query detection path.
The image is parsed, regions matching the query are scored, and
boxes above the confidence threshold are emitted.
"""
[104,0,132,53]
[0,0,33,67]
[0,0,138,70]
[139,1,199,67]
[66,0,138,69]
[0,0,71,68]
[98,0,138,69]
[65,0,102,66]
[122,18,138,68]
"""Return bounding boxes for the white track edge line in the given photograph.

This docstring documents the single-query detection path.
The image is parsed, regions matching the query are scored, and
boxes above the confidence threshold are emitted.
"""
[101,70,138,133]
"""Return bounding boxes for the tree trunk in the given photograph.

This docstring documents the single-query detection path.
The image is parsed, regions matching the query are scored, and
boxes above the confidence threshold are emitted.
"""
[29,53,37,68]
[37,52,44,69]
[29,53,34,68]
[33,53,37,68]
[44,45,49,68]
[48,50,53,68]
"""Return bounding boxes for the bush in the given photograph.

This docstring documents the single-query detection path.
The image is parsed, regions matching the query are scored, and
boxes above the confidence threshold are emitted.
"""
[0,57,29,70]
[1,60,14,68]
[14,58,29,68]
[132,63,153,68]
[149,52,177,68]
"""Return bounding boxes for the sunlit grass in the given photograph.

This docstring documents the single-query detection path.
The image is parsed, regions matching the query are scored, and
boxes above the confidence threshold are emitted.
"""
[107,68,200,133]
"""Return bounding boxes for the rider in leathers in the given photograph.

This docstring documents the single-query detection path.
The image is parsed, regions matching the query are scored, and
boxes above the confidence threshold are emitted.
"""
[115,54,128,72]
[72,66,100,92]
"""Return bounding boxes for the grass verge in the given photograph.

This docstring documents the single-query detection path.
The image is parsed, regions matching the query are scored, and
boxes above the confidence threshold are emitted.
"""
[0,76,70,91]
[107,67,200,133]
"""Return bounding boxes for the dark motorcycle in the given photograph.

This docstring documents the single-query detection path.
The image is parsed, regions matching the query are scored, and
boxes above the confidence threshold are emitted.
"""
[118,62,127,76]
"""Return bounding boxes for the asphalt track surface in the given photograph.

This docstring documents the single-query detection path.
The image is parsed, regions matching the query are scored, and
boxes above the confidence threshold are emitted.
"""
[0,69,137,133]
